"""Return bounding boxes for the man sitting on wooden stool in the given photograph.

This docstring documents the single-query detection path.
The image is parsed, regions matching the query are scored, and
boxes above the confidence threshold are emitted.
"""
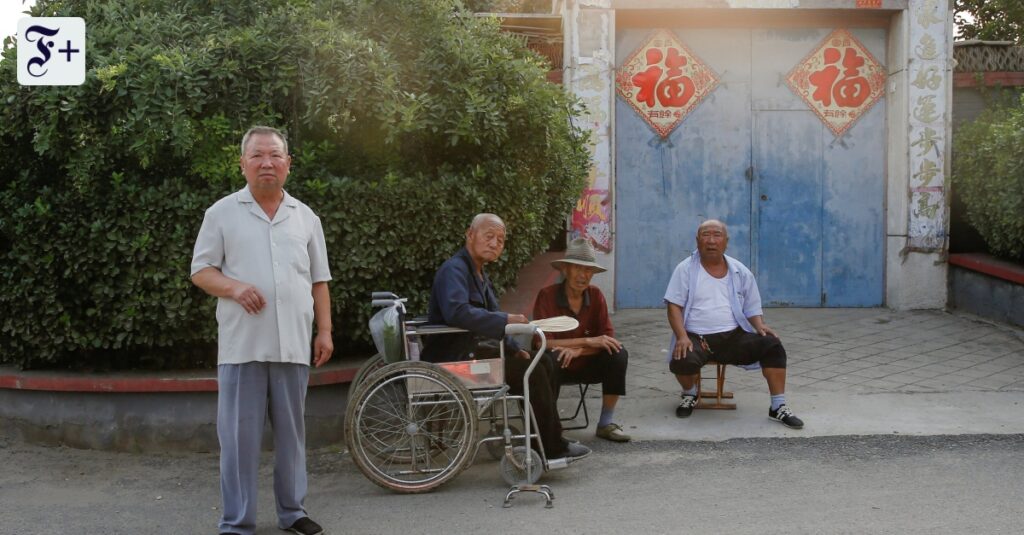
[664,219,804,429]
[533,238,631,442]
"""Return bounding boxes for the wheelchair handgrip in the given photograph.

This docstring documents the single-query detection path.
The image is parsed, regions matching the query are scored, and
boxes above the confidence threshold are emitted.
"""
[371,291,398,300]
[371,299,395,308]
[505,323,538,336]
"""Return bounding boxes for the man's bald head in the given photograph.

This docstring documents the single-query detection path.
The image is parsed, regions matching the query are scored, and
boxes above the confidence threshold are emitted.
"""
[697,219,728,239]
[465,213,507,269]
[469,213,505,232]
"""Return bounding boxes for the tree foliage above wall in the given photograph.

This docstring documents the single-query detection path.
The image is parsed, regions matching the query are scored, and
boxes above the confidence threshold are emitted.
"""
[955,0,1024,43]
[0,0,590,370]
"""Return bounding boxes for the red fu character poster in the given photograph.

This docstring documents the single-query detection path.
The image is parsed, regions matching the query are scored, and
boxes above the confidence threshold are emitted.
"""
[616,29,720,138]
[786,28,887,137]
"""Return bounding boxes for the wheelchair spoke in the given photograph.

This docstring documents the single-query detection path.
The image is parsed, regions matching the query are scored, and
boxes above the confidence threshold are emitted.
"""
[345,362,479,492]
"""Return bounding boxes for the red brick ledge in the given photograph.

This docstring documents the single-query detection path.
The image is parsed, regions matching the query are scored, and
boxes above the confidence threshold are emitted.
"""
[0,360,360,393]
[954,72,1024,88]
[948,253,1024,285]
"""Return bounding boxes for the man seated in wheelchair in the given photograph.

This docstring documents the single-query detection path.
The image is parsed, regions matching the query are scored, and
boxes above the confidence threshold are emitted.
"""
[420,213,592,462]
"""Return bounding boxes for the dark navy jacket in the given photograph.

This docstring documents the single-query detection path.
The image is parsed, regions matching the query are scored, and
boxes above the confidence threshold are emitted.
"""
[421,247,519,362]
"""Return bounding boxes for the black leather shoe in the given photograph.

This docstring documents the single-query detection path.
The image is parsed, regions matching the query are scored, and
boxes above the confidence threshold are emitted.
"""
[285,517,324,535]
[564,441,591,460]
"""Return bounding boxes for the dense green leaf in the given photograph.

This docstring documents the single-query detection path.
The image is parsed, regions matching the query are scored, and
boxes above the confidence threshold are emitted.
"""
[955,0,1024,43]
[952,94,1024,261]
[0,0,590,370]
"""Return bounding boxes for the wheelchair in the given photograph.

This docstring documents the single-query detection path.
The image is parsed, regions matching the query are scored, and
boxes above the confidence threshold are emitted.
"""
[343,292,574,507]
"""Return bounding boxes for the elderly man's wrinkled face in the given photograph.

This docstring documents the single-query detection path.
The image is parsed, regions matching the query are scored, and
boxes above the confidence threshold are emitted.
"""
[562,263,597,294]
[466,220,506,266]
[697,223,729,260]
[241,133,291,194]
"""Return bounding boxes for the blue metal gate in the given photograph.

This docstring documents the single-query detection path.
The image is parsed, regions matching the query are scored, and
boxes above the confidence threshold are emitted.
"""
[615,27,886,308]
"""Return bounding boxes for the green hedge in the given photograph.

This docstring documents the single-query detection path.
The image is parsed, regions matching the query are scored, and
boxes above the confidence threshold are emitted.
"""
[953,94,1024,262]
[0,0,590,369]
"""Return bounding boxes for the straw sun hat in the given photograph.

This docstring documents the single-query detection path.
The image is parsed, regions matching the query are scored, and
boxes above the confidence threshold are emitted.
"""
[550,238,606,273]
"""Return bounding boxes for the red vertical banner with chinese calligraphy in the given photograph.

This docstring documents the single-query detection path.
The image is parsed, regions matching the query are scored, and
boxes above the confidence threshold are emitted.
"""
[616,29,720,138]
[786,29,886,138]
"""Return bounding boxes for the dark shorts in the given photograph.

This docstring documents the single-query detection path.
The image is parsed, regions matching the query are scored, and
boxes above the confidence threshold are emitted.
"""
[668,328,786,375]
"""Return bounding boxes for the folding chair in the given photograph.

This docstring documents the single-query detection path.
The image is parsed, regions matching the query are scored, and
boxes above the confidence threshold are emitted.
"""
[559,381,596,430]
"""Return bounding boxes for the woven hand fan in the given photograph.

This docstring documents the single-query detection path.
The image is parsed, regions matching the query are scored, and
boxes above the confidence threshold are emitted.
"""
[529,315,579,333]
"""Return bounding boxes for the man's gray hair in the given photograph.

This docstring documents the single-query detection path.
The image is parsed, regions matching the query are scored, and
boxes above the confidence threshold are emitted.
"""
[469,213,505,231]
[697,219,728,238]
[240,126,288,156]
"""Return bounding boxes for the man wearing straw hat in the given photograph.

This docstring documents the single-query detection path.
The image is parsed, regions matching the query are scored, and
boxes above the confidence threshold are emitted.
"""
[532,238,631,442]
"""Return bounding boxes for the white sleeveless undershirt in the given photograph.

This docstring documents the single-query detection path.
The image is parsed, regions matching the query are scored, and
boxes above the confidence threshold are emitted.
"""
[686,263,739,335]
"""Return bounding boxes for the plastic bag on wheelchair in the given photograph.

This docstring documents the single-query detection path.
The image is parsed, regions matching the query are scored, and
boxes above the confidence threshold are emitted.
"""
[369,305,403,363]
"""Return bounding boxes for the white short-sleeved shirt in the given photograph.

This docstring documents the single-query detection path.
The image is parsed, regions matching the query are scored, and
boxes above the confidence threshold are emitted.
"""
[663,251,762,334]
[190,187,331,365]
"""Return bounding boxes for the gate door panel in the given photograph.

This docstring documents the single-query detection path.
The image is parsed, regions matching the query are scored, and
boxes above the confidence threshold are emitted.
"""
[614,26,885,308]
[753,110,824,307]
[615,29,752,308]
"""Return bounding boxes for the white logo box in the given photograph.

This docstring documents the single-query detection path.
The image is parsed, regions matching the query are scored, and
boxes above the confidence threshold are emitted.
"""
[17,17,86,86]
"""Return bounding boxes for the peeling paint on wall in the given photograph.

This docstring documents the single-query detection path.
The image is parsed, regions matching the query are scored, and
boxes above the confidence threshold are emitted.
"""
[571,188,613,252]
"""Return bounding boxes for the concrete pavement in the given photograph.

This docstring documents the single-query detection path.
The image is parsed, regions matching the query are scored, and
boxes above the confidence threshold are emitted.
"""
[501,249,1024,441]
[555,307,1024,442]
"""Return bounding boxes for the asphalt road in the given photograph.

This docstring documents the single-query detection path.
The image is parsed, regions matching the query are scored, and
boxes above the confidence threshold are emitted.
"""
[2,432,1023,535]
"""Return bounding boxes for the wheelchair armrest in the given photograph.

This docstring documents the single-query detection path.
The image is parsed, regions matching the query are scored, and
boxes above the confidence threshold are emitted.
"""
[412,324,471,335]
[504,324,538,336]
[405,315,430,326]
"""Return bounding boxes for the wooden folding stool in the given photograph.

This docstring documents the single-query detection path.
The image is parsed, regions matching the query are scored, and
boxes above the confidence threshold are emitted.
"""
[696,360,736,409]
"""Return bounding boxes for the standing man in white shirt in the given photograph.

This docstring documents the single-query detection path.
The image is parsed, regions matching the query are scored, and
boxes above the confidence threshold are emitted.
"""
[191,126,332,535]
[663,219,804,429]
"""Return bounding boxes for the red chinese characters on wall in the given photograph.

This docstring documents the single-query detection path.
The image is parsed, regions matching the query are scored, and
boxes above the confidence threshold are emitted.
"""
[616,29,719,138]
[786,29,886,137]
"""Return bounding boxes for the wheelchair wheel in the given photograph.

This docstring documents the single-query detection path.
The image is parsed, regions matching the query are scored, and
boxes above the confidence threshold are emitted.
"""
[345,353,386,404]
[345,361,478,493]
[499,446,543,486]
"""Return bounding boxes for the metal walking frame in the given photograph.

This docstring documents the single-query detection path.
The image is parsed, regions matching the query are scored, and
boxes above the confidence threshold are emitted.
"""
[344,292,575,508]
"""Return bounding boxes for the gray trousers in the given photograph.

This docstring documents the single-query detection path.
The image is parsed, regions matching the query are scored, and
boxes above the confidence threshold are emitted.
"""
[217,362,309,535]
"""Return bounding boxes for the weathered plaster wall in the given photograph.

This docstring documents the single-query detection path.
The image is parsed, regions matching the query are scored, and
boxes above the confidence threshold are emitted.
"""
[565,0,617,308]
[885,0,951,309]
